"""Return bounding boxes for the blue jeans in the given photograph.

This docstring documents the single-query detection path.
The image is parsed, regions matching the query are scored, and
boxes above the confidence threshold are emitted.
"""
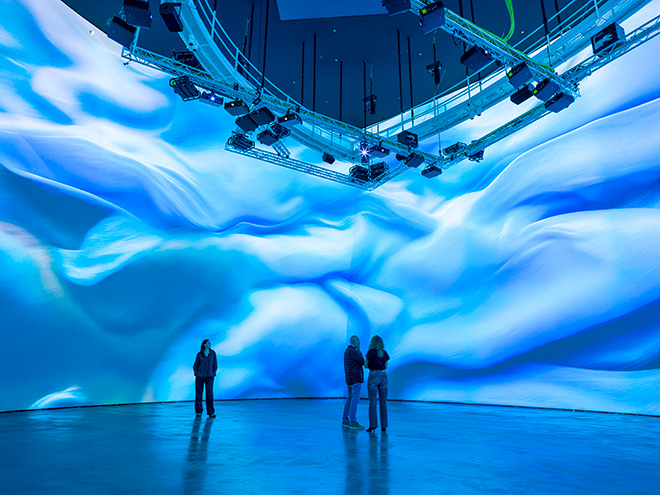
[342,382,362,424]
[368,371,388,429]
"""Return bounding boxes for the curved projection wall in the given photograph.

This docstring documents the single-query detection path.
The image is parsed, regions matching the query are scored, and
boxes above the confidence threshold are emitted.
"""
[1,0,660,414]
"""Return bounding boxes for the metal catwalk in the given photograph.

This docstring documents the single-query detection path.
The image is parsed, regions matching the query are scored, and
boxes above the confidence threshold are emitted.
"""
[1,399,658,494]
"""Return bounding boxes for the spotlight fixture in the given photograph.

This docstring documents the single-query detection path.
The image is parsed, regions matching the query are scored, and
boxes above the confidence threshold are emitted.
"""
[122,0,152,29]
[443,142,467,156]
[421,165,443,178]
[249,107,276,126]
[404,152,424,168]
[382,0,411,15]
[396,130,418,148]
[545,92,575,113]
[172,50,202,69]
[108,16,136,49]
[349,165,370,182]
[420,1,446,35]
[322,152,335,165]
[235,114,259,133]
[200,91,223,107]
[257,128,278,146]
[426,61,443,85]
[591,23,625,56]
[510,84,534,105]
[359,140,370,164]
[159,2,183,32]
[468,149,485,162]
[169,76,199,101]
[227,133,255,152]
[506,63,533,88]
[460,46,493,72]
[533,79,561,101]
[363,94,377,115]
[369,162,388,180]
[224,99,249,116]
[368,143,390,158]
[278,111,303,128]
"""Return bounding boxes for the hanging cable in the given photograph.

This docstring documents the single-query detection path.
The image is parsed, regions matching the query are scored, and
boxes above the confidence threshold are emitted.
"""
[397,30,403,114]
[503,0,515,42]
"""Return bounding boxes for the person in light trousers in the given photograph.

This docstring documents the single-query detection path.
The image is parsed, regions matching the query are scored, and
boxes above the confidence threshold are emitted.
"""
[365,335,390,433]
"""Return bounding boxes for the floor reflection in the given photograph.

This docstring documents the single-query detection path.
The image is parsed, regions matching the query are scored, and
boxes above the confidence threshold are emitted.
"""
[343,430,390,495]
[184,416,214,494]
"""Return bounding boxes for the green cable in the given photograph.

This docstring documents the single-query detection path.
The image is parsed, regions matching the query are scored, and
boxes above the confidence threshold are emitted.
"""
[503,0,515,42]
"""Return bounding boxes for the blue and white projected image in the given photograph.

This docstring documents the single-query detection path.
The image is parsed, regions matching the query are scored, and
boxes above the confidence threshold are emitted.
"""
[1,0,660,414]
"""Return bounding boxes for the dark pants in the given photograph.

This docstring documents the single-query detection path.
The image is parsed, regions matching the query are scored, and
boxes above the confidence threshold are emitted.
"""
[194,376,215,415]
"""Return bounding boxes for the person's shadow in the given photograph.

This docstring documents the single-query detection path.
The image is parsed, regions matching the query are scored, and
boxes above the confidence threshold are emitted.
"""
[183,416,214,494]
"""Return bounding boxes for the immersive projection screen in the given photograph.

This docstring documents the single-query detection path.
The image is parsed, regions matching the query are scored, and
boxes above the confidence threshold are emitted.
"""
[1,0,660,414]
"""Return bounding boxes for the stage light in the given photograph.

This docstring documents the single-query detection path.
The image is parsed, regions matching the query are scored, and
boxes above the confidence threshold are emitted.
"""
[427,61,442,85]
[257,129,278,146]
[108,16,136,49]
[545,92,575,113]
[382,0,411,15]
[421,165,443,178]
[250,107,275,126]
[169,76,199,101]
[224,99,249,116]
[468,149,484,162]
[364,94,377,115]
[397,130,418,148]
[322,152,335,164]
[368,143,390,158]
[235,114,259,133]
[507,63,533,88]
[160,2,183,32]
[460,46,493,72]
[443,142,466,156]
[278,111,302,128]
[172,50,202,69]
[200,92,223,107]
[369,162,388,180]
[510,84,534,105]
[228,133,255,151]
[420,2,446,35]
[123,0,152,28]
[404,152,424,168]
[349,165,370,182]
[533,79,560,101]
[592,23,625,56]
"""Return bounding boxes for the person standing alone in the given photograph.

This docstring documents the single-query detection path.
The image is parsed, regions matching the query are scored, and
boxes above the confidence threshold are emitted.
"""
[342,335,365,430]
[193,339,217,418]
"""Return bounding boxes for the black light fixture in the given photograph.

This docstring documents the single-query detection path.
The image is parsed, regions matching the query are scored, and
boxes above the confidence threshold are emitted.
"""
[278,111,302,128]
[249,107,275,126]
[591,23,625,56]
[396,130,418,148]
[363,94,377,115]
[460,46,493,72]
[420,2,446,35]
[507,63,533,88]
[228,133,255,151]
[404,152,424,168]
[172,50,202,69]
[511,84,534,105]
[359,140,370,164]
[224,99,249,116]
[107,16,136,49]
[235,114,259,133]
[257,129,278,146]
[427,61,443,85]
[159,2,183,32]
[421,165,443,178]
[468,149,485,162]
[545,93,575,113]
[170,76,199,101]
[200,91,223,107]
[443,142,466,156]
[368,143,390,158]
[122,0,152,29]
[382,0,411,15]
[369,162,388,180]
[533,79,560,101]
[322,152,335,165]
[349,165,370,182]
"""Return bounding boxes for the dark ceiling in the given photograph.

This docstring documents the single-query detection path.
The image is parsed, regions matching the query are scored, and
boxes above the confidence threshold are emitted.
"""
[61,0,588,128]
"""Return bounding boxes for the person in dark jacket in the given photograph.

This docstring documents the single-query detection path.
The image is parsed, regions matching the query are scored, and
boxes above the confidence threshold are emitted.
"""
[365,335,390,433]
[193,339,218,417]
[342,335,365,430]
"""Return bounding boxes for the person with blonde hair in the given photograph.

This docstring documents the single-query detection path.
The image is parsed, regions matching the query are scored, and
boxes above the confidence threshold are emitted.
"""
[365,335,390,433]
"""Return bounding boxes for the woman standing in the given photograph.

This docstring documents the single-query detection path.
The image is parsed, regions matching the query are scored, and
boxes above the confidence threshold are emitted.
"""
[193,339,218,418]
[365,335,390,433]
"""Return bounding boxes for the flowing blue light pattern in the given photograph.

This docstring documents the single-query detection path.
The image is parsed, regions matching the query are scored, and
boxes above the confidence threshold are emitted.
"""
[1,0,660,413]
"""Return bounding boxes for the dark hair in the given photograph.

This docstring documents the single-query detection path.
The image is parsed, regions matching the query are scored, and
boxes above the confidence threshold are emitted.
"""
[369,335,385,358]
[200,339,211,352]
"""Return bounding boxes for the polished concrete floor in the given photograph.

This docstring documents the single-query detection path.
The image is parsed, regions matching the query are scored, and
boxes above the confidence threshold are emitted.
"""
[1,399,658,494]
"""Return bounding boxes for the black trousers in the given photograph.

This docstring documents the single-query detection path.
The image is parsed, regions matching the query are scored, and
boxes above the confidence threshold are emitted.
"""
[194,376,215,414]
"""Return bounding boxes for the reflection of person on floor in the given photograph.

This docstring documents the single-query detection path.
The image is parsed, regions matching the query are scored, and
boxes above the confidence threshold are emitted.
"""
[342,335,365,430]
[193,339,217,418]
[184,415,214,495]
[365,335,390,433]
